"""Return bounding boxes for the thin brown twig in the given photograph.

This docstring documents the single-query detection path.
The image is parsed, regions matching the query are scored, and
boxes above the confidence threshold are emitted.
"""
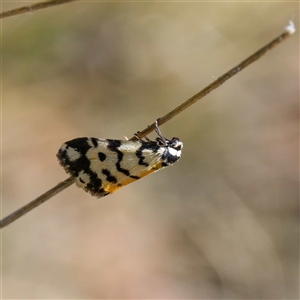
[135,21,296,139]
[0,177,75,228]
[0,0,76,19]
[0,22,295,229]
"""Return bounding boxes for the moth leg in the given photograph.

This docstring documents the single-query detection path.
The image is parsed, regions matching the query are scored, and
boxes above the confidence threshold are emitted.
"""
[134,132,142,140]
[134,131,151,142]
[155,118,168,145]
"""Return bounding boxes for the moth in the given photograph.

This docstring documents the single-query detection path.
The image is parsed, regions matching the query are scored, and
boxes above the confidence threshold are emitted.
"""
[57,121,183,197]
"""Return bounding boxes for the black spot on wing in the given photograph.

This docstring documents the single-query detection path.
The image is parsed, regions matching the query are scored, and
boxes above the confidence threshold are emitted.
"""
[98,152,106,162]
[140,140,161,152]
[57,147,68,164]
[90,138,98,148]
[107,139,140,179]
[57,138,92,177]
[85,171,103,195]
[102,169,117,183]
[107,139,122,151]
[62,138,91,155]
[135,140,161,166]
[57,137,112,198]
[135,148,149,167]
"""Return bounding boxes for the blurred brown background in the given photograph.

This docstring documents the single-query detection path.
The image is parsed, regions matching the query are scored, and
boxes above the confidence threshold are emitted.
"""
[2,1,299,299]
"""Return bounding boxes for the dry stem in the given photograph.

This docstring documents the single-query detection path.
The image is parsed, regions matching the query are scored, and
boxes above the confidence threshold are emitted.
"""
[0,22,295,229]
[0,0,76,19]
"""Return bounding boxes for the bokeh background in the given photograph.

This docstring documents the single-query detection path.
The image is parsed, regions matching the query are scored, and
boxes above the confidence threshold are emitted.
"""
[2,1,299,299]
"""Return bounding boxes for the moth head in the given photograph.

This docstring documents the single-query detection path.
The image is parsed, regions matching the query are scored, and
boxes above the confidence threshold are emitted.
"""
[168,137,183,151]
[158,137,183,165]
[156,137,183,149]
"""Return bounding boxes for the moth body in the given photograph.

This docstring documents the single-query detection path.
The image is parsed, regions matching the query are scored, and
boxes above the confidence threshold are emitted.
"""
[57,125,183,197]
